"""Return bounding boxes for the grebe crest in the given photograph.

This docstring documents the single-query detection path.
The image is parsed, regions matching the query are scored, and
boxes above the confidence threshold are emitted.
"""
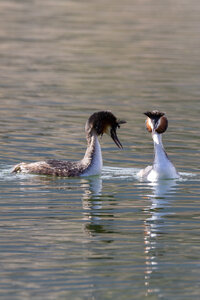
[145,110,168,134]
[85,111,126,148]
[12,111,126,177]
[138,110,179,181]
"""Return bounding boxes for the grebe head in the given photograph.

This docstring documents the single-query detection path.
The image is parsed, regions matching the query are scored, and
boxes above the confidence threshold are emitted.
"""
[144,110,168,134]
[85,111,126,149]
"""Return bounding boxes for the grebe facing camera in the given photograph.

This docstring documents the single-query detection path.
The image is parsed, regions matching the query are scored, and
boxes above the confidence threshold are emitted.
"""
[138,110,179,181]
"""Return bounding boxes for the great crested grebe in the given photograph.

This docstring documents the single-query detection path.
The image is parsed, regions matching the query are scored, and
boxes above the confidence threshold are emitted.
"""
[138,110,179,181]
[12,111,126,177]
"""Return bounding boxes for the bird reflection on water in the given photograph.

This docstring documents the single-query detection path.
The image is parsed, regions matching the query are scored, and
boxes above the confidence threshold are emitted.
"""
[143,179,178,296]
[81,177,116,240]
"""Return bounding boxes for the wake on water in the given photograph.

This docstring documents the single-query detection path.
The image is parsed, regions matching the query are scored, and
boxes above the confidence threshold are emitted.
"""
[0,163,197,182]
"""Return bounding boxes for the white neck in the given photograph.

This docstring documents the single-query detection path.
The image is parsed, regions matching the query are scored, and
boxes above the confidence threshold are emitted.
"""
[152,133,168,166]
[151,132,178,179]
[81,134,103,176]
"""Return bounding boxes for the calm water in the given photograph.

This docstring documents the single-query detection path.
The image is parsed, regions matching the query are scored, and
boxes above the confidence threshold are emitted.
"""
[0,0,200,299]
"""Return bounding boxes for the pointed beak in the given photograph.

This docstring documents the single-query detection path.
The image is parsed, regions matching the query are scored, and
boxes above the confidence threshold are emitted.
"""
[118,120,126,125]
[110,128,123,149]
[152,119,159,133]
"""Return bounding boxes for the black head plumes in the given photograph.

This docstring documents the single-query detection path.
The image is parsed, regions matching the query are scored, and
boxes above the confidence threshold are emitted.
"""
[85,111,126,148]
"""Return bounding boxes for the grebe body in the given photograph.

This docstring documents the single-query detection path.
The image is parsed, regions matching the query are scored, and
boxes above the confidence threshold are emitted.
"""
[12,111,126,177]
[138,111,179,181]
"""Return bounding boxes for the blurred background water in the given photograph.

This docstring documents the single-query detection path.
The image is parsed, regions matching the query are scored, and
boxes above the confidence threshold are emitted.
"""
[0,0,200,299]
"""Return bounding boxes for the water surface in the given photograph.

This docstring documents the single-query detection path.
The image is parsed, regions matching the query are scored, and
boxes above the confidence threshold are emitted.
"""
[0,0,200,299]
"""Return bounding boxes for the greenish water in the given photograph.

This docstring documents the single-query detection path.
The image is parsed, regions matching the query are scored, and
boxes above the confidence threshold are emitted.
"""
[0,0,200,299]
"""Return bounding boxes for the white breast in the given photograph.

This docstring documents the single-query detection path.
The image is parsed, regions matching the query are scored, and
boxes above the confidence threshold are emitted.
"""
[138,133,179,181]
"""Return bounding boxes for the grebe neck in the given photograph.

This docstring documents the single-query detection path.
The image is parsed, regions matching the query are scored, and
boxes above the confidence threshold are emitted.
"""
[81,132,102,176]
[152,132,168,164]
[152,132,179,179]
